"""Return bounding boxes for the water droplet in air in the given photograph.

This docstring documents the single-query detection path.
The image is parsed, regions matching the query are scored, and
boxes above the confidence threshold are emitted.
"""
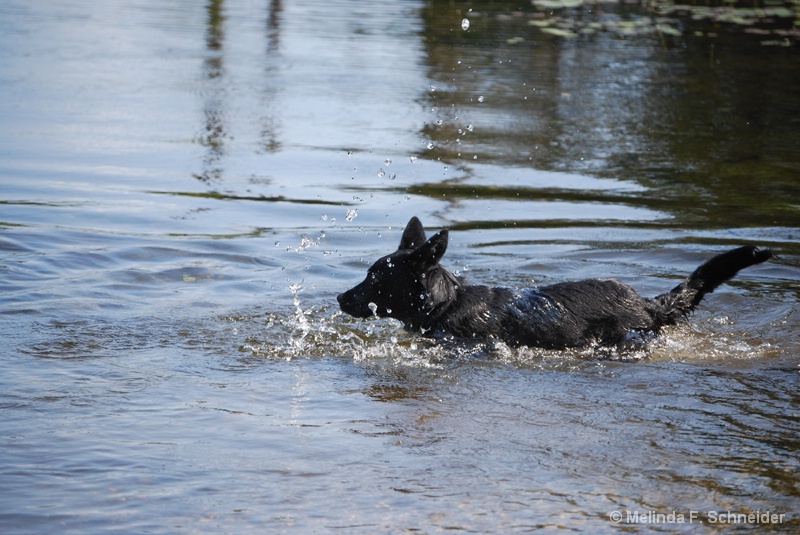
[477,95,485,103]
[410,156,417,163]
[461,18,470,30]
[384,159,392,166]
[467,124,474,131]
[378,168,385,178]
[368,302,378,316]
[426,142,434,150]
[346,209,358,221]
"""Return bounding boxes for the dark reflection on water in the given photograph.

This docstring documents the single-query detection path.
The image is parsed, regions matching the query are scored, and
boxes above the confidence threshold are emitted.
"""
[0,0,799,533]
[420,0,800,231]
[194,0,228,184]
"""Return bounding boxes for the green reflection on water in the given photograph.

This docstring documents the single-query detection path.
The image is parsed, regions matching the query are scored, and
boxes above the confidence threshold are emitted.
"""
[420,0,800,230]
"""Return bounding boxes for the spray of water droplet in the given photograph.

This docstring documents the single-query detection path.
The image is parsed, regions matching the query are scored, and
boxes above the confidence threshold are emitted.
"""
[461,18,470,30]
[292,235,317,253]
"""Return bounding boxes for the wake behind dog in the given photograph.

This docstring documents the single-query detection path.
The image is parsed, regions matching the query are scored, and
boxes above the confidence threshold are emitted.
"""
[337,217,773,350]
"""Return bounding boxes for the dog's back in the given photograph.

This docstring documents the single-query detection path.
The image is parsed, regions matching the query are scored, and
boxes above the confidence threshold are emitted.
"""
[506,280,655,348]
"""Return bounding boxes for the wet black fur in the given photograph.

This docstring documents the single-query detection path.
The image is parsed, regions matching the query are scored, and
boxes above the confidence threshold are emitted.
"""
[337,217,773,349]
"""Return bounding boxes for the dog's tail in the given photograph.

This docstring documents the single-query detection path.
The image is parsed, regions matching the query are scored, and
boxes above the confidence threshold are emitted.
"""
[648,245,773,327]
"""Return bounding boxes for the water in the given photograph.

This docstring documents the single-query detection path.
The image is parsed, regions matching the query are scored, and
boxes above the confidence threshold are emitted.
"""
[1,0,799,532]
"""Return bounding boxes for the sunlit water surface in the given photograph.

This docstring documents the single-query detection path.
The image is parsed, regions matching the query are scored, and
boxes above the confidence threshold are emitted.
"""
[1,0,799,533]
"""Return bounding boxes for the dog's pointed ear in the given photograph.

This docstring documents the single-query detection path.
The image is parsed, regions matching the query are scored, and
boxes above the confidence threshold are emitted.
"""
[398,216,427,250]
[412,230,448,267]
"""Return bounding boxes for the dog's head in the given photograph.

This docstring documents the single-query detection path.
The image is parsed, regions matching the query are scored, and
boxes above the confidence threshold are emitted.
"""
[337,217,458,330]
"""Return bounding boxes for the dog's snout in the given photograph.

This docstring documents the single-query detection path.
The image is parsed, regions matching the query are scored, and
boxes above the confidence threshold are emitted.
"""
[336,293,345,305]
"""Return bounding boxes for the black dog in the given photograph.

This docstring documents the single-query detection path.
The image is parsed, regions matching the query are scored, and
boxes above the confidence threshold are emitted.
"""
[337,217,773,349]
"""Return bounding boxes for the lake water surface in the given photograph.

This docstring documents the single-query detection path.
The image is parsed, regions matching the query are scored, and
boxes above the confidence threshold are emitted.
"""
[1,0,799,533]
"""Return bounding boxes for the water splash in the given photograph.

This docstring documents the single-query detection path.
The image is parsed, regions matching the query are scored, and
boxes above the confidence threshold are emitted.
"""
[237,285,455,368]
[291,234,319,253]
[287,281,310,355]
[646,322,781,363]
[238,289,784,369]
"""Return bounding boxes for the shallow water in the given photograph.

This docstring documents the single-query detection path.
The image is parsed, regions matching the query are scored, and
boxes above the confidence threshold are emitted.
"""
[1,0,799,533]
